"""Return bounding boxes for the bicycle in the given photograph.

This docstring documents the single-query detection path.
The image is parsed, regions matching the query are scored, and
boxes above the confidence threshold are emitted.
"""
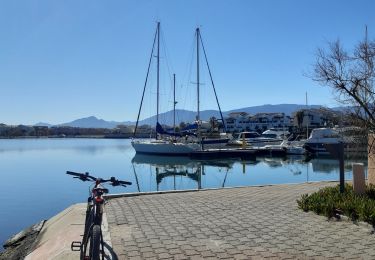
[66,171,132,260]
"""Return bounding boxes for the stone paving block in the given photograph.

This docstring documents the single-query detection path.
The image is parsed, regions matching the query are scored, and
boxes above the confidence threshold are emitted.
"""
[138,246,153,253]
[173,254,189,260]
[233,253,249,259]
[154,248,168,254]
[184,249,200,256]
[126,250,141,257]
[158,252,173,259]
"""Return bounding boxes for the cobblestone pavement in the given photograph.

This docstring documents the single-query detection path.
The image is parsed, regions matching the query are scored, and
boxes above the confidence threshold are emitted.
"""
[106,182,375,259]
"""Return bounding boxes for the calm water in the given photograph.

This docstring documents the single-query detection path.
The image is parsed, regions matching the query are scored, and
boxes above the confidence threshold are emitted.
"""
[0,138,367,248]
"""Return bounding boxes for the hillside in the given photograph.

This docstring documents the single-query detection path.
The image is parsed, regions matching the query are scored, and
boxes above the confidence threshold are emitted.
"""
[37,104,329,128]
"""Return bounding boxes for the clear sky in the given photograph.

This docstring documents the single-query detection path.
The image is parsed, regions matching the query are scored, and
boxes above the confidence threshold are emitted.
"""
[1,0,374,125]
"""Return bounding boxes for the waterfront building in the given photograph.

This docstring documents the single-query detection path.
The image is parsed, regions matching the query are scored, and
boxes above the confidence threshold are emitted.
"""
[33,126,49,136]
[225,112,292,133]
[113,125,135,134]
[291,108,331,129]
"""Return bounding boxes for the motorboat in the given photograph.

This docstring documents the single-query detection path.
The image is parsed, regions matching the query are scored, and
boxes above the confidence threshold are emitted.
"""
[303,128,343,156]
[227,131,283,147]
[264,140,306,155]
[262,128,289,139]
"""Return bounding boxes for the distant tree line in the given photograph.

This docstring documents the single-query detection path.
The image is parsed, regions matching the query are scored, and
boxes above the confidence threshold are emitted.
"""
[0,124,154,138]
[0,125,109,137]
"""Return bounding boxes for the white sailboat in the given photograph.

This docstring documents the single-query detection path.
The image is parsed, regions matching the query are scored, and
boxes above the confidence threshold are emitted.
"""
[132,23,228,155]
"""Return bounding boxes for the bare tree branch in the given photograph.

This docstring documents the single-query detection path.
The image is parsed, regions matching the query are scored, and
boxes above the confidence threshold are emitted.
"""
[310,33,375,134]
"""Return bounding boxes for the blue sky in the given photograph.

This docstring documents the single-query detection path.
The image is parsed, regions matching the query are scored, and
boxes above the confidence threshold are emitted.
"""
[0,0,374,125]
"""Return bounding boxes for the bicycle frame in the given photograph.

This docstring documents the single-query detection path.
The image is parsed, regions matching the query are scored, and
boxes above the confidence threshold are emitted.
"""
[73,181,107,259]
[67,171,131,260]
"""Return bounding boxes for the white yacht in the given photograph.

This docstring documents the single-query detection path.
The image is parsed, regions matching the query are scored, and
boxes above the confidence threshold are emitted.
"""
[263,140,306,155]
[261,128,290,139]
[303,128,343,155]
[228,131,283,147]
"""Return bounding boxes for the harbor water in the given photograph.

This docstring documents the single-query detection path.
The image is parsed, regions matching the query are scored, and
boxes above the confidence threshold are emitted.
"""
[0,138,367,249]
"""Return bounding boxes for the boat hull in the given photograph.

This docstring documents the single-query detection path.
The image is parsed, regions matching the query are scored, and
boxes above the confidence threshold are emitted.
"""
[303,142,331,155]
[132,137,229,155]
[201,138,230,149]
[132,140,200,155]
[228,139,282,147]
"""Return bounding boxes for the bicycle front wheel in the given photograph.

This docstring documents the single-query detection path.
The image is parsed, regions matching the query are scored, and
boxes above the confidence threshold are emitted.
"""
[90,225,101,260]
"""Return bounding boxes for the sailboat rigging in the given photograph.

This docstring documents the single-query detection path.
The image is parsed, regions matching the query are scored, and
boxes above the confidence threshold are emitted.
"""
[132,23,229,155]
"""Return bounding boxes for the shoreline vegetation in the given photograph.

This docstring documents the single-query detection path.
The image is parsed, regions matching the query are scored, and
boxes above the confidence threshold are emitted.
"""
[297,184,375,226]
[0,124,153,139]
[0,134,143,139]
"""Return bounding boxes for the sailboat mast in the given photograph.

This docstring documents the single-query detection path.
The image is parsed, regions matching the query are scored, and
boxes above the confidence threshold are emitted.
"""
[196,28,200,133]
[306,92,309,139]
[157,22,160,126]
[133,23,158,138]
[173,73,176,137]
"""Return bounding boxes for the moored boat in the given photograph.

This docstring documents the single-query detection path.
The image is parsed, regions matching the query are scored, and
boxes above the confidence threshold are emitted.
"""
[227,131,283,147]
[303,128,343,155]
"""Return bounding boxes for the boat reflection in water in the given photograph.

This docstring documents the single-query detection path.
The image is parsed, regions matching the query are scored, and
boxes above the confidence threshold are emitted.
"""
[131,154,235,191]
[130,154,367,192]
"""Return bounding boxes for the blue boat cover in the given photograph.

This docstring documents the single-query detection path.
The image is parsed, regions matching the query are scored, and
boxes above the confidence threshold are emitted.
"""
[156,122,197,137]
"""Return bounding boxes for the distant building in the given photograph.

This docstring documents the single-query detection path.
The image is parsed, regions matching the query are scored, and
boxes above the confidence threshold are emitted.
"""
[292,108,330,129]
[113,125,135,134]
[225,112,291,133]
[33,126,49,136]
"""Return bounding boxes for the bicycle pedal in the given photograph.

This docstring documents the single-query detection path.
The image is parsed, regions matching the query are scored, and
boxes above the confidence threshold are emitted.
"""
[71,241,82,251]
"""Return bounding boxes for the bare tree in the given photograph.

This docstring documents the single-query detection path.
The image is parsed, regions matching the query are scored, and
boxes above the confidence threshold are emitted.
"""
[311,27,375,154]
[296,110,304,130]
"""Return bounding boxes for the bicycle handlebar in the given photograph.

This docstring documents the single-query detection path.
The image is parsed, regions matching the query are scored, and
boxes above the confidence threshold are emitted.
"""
[105,177,132,186]
[66,171,96,181]
[66,171,132,186]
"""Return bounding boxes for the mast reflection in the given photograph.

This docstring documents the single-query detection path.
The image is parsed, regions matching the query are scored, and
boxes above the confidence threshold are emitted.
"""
[131,154,234,191]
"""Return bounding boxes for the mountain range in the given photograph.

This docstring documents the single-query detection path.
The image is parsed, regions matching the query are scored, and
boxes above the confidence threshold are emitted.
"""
[33,104,329,129]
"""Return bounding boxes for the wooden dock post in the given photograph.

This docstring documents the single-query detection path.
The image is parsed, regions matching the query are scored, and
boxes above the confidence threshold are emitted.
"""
[352,163,366,195]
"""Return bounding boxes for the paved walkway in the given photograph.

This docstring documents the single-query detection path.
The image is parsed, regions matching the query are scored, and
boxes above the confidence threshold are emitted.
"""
[106,182,375,259]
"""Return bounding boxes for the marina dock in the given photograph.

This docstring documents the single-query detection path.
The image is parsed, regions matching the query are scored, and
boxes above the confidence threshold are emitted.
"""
[189,147,286,160]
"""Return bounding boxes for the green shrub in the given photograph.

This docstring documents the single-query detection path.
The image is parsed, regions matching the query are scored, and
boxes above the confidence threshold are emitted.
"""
[297,184,375,226]
[297,194,310,212]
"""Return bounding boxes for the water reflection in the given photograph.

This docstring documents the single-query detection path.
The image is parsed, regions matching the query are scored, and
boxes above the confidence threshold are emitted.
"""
[131,154,367,191]
[310,158,365,174]
[131,154,236,191]
[0,138,131,155]
[131,155,203,191]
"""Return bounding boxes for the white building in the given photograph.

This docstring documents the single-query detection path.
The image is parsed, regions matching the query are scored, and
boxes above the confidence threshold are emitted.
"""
[225,112,291,133]
[292,108,329,129]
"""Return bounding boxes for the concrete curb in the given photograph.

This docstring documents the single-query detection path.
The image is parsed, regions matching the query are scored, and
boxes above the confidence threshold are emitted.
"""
[104,180,339,199]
